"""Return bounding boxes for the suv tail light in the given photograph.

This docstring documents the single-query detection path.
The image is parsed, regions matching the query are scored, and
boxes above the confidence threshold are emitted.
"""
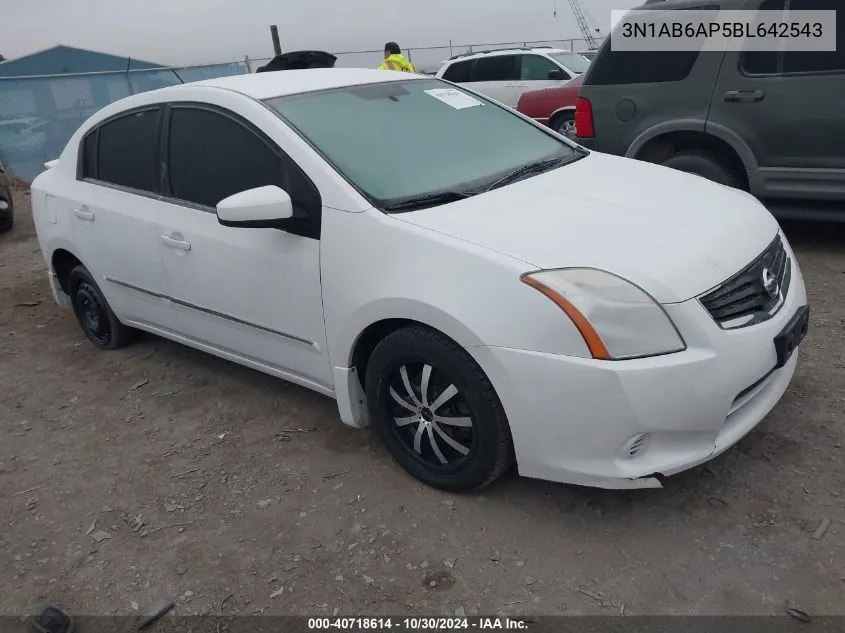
[575,97,595,138]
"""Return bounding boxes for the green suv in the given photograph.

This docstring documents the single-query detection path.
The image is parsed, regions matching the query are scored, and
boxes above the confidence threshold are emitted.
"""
[576,0,845,220]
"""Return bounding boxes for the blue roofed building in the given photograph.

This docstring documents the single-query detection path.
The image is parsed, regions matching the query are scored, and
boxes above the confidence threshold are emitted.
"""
[0,45,165,77]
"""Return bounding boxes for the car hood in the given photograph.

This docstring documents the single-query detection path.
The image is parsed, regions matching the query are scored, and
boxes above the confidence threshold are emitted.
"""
[396,152,779,303]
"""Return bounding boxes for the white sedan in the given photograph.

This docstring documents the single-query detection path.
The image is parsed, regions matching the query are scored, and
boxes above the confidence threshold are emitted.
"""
[31,69,809,492]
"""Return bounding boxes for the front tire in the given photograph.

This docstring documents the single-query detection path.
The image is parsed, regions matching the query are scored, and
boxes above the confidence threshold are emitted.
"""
[69,265,137,350]
[365,325,514,492]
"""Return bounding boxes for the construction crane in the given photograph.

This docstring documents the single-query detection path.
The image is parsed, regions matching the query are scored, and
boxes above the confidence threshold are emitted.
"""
[553,0,603,50]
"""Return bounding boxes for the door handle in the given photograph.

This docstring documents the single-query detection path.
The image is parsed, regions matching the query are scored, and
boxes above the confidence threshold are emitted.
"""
[74,206,94,221]
[724,89,765,103]
[504,82,516,87]
[517,82,529,87]
[161,234,191,251]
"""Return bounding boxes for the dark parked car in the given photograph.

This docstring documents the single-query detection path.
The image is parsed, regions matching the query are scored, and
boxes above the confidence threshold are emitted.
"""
[256,50,337,73]
[576,0,845,220]
[0,159,13,232]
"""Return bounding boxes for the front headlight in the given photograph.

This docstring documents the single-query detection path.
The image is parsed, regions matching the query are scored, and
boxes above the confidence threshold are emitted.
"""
[521,268,686,360]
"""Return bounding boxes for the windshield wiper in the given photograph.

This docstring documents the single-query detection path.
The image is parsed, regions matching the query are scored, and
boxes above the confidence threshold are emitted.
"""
[382,190,474,212]
[483,156,570,192]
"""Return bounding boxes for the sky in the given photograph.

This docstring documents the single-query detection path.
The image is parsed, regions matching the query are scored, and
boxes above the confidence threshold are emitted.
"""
[1,0,639,69]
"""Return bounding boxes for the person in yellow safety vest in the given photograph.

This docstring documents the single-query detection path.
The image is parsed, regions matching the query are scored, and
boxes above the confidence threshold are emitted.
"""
[378,42,416,72]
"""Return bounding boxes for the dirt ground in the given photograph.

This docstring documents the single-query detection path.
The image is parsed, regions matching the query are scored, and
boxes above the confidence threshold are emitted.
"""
[1,189,844,619]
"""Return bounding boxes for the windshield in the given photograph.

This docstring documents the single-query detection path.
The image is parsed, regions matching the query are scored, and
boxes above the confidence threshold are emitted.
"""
[549,52,591,73]
[265,79,579,209]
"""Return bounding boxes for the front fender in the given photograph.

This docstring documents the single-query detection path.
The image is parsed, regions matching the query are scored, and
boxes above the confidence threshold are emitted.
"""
[337,297,488,370]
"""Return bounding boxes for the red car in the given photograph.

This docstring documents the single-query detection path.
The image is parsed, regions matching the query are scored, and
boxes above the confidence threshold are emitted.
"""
[516,74,584,137]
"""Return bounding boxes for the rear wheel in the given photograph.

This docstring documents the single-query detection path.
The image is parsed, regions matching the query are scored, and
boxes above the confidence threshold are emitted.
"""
[661,150,742,189]
[0,188,12,232]
[365,325,514,492]
[69,265,137,350]
[551,111,576,137]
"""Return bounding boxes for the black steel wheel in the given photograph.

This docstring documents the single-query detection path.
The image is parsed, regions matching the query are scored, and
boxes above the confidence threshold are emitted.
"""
[69,265,137,350]
[365,325,513,492]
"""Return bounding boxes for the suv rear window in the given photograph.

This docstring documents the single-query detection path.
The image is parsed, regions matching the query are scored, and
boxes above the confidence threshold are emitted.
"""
[586,49,700,85]
[442,59,473,83]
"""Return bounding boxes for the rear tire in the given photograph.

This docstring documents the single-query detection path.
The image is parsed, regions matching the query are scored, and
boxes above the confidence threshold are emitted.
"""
[365,325,514,492]
[551,111,576,137]
[661,150,742,189]
[0,187,12,232]
[69,265,137,350]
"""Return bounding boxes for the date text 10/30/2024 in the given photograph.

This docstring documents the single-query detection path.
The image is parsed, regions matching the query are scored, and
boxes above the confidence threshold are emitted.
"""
[308,617,530,630]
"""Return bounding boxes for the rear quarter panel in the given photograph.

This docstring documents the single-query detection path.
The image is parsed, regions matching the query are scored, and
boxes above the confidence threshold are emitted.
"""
[31,168,84,275]
[579,48,725,156]
[518,80,583,124]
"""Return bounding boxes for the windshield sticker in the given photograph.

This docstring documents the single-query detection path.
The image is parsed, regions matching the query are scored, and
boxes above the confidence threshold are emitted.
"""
[424,88,483,110]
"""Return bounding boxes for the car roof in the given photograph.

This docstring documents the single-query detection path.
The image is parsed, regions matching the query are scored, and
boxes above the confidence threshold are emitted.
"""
[446,47,571,63]
[187,67,423,100]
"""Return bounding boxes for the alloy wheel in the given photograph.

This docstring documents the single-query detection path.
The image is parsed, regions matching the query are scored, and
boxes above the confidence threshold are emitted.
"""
[558,117,575,136]
[384,361,476,469]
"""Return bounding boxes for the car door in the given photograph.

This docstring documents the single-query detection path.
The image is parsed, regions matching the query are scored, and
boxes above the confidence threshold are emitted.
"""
[71,106,177,330]
[517,54,571,96]
[156,100,332,389]
[708,0,845,202]
[467,55,521,106]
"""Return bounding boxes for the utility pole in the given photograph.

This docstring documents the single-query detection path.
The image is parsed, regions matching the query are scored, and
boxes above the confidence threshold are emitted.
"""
[270,25,282,56]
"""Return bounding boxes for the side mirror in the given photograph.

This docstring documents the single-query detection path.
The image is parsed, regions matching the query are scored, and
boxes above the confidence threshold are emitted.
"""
[216,185,294,228]
[548,69,569,80]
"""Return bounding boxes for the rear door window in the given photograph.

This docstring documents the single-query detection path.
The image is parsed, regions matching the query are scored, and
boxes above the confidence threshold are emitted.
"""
[93,108,160,192]
[781,0,844,73]
[740,0,843,75]
[442,60,473,82]
[739,0,782,75]
[520,55,563,80]
[81,130,98,179]
[470,55,519,82]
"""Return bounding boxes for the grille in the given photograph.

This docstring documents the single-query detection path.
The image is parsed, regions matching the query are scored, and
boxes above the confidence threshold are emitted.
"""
[700,235,790,328]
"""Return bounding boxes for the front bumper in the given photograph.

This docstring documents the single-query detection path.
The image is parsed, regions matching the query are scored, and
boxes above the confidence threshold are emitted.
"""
[469,240,808,489]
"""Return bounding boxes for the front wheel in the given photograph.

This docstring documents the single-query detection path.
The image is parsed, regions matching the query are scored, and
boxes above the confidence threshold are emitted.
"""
[365,325,514,492]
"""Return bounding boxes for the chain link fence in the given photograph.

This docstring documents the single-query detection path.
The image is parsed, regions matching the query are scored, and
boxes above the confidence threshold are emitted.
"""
[0,61,249,181]
[0,38,599,182]
[251,37,601,74]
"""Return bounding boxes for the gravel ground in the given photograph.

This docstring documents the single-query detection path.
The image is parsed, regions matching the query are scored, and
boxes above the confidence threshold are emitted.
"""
[1,189,844,618]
